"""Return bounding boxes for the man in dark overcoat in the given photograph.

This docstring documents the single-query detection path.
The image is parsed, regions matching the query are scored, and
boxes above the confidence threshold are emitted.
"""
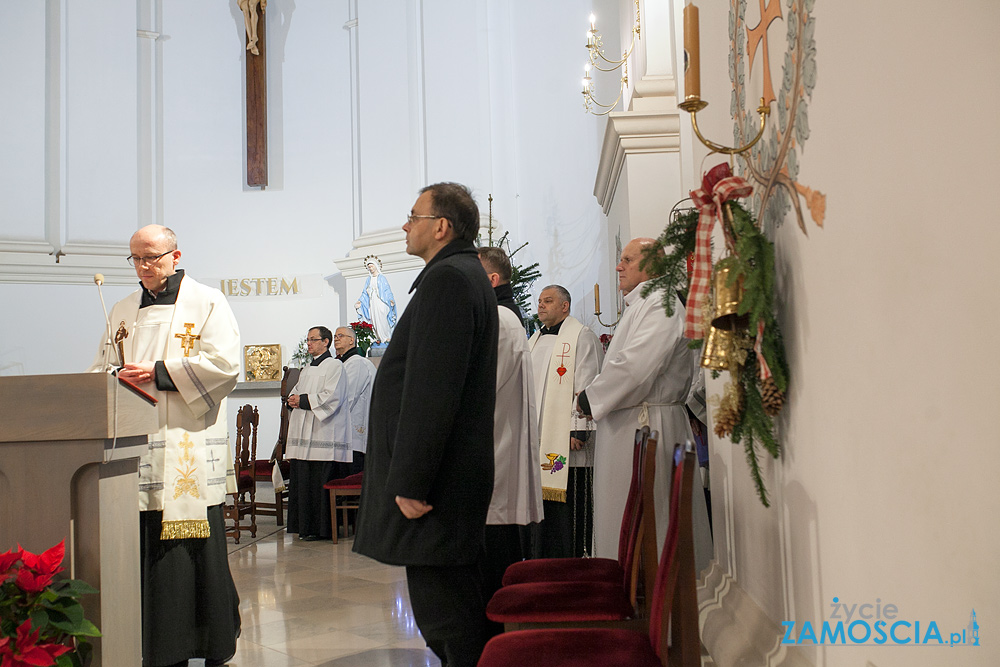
[354,182,498,667]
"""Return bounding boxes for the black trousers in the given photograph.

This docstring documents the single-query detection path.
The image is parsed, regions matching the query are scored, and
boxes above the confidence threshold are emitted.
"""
[482,524,523,637]
[406,557,489,667]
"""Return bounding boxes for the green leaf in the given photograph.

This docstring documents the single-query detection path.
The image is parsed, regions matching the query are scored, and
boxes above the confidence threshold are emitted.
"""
[57,579,99,597]
[73,619,102,638]
[795,98,810,145]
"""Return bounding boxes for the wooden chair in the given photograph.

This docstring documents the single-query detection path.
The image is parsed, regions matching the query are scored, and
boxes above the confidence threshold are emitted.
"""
[323,472,363,544]
[254,366,297,525]
[477,444,701,667]
[501,427,651,588]
[225,404,258,543]
[485,429,661,632]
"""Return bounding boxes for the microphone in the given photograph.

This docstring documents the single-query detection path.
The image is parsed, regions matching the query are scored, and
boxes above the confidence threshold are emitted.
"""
[94,273,123,368]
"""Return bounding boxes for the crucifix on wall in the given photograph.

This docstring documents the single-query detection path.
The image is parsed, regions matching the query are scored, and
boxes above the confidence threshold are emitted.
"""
[239,0,267,187]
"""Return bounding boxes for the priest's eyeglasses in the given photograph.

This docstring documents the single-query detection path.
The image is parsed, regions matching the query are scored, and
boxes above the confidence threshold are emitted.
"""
[127,251,172,267]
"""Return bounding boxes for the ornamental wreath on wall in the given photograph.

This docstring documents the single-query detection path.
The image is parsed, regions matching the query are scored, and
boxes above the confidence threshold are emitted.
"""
[644,0,822,506]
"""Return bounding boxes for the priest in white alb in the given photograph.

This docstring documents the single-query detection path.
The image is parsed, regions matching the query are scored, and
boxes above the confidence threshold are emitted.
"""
[285,325,352,540]
[578,238,713,574]
[333,325,377,474]
[529,284,603,557]
[87,224,241,667]
[481,256,544,610]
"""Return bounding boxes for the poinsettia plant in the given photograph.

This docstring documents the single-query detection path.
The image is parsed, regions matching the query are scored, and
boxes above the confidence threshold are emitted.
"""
[0,541,100,667]
[351,320,376,354]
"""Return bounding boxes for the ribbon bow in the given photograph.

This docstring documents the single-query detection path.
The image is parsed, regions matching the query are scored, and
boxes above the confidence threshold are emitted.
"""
[684,163,753,340]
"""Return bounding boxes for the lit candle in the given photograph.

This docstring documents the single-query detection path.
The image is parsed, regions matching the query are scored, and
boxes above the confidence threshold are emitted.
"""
[594,283,601,314]
[683,3,701,100]
[589,13,596,31]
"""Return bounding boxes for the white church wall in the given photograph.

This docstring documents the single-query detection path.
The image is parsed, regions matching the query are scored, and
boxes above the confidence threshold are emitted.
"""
[356,0,423,237]
[692,1,1000,666]
[502,0,614,326]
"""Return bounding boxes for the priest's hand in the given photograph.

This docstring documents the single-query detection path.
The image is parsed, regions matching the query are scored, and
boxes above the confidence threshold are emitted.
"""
[119,361,155,385]
[570,436,586,451]
[395,495,433,519]
[287,394,300,409]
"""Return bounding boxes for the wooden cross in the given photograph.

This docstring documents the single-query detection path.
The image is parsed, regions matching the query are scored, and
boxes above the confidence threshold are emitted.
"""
[242,0,268,186]
[174,323,201,357]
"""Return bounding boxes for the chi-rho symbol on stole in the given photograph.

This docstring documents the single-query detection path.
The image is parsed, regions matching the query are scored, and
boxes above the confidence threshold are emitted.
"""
[175,323,201,357]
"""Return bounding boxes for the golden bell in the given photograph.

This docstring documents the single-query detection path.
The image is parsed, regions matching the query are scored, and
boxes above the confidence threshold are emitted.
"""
[711,265,748,330]
[700,325,735,370]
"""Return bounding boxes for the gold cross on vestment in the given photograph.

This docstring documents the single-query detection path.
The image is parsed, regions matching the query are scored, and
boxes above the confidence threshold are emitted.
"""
[175,323,201,357]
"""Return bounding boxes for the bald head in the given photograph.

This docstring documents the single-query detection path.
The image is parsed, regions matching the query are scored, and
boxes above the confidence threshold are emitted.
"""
[616,237,660,295]
[333,326,356,356]
[131,225,177,252]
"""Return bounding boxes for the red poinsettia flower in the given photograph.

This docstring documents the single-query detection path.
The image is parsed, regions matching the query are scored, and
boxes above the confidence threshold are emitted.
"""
[0,546,23,575]
[0,620,71,667]
[15,567,57,594]
[18,541,65,578]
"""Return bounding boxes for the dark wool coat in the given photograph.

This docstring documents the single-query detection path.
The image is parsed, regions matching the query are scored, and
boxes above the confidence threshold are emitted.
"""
[353,240,499,566]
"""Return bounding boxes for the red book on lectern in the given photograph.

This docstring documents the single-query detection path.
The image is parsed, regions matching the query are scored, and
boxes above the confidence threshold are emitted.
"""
[117,375,158,405]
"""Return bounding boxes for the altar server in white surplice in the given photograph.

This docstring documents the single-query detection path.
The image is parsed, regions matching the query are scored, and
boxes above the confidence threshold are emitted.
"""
[529,285,603,558]
[87,224,240,667]
[285,326,352,540]
[578,238,713,575]
[333,326,377,475]
[481,264,544,611]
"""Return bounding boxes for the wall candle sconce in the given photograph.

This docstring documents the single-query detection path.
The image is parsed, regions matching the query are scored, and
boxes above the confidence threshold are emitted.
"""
[594,283,622,327]
[679,2,770,155]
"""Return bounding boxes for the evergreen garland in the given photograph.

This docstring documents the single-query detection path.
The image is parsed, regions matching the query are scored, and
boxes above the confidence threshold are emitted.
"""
[640,203,699,317]
[643,198,789,506]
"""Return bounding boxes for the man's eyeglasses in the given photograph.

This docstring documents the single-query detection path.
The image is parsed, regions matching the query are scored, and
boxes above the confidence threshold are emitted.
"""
[332,334,353,339]
[306,338,324,343]
[127,251,172,267]
[406,214,441,226]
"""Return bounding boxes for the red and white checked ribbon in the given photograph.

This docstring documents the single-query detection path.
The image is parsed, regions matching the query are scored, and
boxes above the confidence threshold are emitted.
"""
[685,163,753,340]
[753,319,773,380]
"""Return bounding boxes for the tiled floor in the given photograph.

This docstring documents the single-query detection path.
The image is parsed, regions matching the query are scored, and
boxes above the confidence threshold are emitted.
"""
[222,497,440,667]
[218,492,714,667]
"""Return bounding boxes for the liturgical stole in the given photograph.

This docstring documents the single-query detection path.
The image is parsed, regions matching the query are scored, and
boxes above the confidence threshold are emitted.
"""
[531,317,584,502]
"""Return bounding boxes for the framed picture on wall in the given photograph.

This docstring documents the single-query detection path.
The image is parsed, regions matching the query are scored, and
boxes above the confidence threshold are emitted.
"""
[244,344,281,382]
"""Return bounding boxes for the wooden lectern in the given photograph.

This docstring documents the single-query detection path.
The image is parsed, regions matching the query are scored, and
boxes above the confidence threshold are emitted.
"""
[0,373,158,666]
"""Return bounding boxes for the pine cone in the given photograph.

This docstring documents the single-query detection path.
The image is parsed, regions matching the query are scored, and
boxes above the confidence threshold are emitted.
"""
[713,405,738,438]
[761,376,785,416]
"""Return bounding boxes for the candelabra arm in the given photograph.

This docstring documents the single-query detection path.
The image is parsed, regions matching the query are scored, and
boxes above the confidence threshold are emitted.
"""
[679,96,771,156]
[595,310,622,327]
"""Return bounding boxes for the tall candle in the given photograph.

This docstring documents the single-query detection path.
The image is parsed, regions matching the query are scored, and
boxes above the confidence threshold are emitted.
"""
[683,3,701,99]
[594,283,601,313]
